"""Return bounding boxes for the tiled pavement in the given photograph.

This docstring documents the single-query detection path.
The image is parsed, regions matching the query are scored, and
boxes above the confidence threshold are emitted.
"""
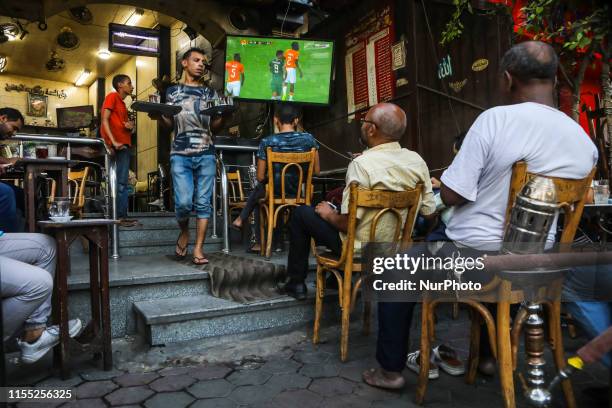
[7,305,610,408]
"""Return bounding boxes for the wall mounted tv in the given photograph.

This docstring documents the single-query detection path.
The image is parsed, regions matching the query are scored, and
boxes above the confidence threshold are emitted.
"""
[224,35,334,105]
[57,105,94,129]
[109,23,160,57]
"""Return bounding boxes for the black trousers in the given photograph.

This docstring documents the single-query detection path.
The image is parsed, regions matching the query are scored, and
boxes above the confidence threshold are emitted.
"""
[287,205,342,282]
[375,240,498,372]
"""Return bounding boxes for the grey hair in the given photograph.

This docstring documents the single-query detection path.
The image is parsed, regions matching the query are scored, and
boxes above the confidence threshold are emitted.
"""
[500,41,558,82]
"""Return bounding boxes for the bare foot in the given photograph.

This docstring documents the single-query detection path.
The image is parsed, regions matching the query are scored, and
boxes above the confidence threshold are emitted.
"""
[232,217,242,230]
[175,230,189,258]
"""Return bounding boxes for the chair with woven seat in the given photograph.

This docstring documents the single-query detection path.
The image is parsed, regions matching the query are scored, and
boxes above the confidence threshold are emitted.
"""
[313,181,424,362]
[227,170,247,217]
[259,147,316,259]
[415,161,595,408]
[68,167,91,218]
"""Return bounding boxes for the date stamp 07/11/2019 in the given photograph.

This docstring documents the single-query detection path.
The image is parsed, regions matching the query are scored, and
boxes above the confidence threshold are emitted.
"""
[0,387,75,402]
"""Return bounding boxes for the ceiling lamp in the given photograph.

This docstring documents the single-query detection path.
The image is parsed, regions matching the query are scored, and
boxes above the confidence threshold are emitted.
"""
[98,49,111,59]
[125,8,145,26]
[75,69,91,86]
[0,55,7,73]
[1,23,20,41]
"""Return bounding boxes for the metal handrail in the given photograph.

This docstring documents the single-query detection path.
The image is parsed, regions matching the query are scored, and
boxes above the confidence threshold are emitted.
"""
[11,133,119,258]
[215,144,259,253]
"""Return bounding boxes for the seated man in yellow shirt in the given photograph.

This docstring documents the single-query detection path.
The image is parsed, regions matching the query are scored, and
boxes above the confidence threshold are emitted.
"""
[282,103,437,301]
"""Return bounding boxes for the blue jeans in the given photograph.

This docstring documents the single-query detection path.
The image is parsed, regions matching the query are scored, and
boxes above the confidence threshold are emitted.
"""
[115,148,131,218]
[171,154,216,221]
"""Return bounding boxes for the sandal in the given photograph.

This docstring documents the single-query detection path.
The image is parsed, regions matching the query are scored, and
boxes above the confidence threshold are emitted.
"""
[175,237,188,259]
[362,368,405,390]
[192,256,209,265]
[433,344,465,376]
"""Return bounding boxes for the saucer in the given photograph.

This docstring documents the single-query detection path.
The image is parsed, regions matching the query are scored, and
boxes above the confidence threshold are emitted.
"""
[49,216,73,222]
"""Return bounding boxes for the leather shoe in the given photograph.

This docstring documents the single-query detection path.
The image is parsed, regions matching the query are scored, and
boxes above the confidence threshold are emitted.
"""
[282,281,307,300]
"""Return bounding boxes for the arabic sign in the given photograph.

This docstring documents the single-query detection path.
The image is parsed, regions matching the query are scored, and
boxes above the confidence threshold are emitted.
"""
[437,55,452,80]
[345,1,395,117]
[4,83,68,99]
[391,41,406,71]
[449,79,468,93]
[471,58,489,72]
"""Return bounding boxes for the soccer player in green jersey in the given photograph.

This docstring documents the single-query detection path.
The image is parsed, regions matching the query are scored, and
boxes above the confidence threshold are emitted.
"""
[269,50,285,101]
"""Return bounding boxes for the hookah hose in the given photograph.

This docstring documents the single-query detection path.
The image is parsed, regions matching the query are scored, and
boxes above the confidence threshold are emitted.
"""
[547,356,584,392]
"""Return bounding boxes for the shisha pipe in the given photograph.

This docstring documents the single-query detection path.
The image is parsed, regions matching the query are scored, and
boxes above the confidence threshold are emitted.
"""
[501,176,559,407]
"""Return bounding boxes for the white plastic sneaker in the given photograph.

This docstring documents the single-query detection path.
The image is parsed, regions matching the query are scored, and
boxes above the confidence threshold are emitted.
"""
[18,318,83,364]
[406,350,439,379]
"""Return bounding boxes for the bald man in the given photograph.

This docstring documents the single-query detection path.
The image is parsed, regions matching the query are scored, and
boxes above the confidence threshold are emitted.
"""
[282,103,436,300]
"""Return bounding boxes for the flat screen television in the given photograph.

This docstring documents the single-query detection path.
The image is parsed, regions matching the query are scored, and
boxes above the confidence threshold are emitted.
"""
[57,105,94,129]
[224,35,334,105]
[109,23,160,57]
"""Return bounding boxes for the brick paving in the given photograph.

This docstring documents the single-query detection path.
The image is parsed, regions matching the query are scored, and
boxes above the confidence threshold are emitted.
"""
[7,306,609,408]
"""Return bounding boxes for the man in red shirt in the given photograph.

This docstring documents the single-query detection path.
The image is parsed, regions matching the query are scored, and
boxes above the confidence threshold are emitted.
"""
[101,74,137,227]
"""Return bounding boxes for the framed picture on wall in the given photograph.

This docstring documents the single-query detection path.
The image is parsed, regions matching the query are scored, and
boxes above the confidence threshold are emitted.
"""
[27,93,48,117]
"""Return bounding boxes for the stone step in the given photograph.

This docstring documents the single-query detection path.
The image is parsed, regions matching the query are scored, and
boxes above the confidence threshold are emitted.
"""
[67,254,211,338]
[118,239,224,256]
[118,227,200,243]
[133,282,338,346]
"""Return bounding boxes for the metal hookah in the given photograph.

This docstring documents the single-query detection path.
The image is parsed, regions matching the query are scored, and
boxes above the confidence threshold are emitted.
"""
[246,163,258,247]
[501,176,560,407]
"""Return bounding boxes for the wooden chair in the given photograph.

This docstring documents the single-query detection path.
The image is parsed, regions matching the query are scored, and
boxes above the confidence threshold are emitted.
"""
[227,170,247,217]
[313,181,424,362]
[68,167,90,218]
[259,148,316,259]
[415,161,595,408]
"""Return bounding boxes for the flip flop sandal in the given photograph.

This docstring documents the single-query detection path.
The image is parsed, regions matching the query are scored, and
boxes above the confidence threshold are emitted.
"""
[433,344,465,376]
[362,368,405,390]
[175,238,188,259]
[406,350,439,379]
[230,224,242,232]
[192,256,209,265]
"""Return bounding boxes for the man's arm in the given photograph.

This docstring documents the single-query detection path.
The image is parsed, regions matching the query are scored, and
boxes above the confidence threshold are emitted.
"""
[316,202,348,233]
[440,182,468,207]
[256,158,267,183]
[296,60,303,78]
[210,115,224,133]
[241,72,245,86]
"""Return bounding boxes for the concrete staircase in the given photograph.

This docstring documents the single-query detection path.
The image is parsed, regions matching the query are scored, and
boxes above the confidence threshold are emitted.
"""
[118,212,223,256]
[67,235,330,346]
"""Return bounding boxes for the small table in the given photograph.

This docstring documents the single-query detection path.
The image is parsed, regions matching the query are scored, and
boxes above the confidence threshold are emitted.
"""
[38,219,117,379]
[18,158,78,232]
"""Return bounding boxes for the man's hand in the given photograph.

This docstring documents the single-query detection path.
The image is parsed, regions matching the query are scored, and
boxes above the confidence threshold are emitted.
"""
[124,120,135,130]
[431,177,441,189]
[113,141,126,150]
[315,201,335,221]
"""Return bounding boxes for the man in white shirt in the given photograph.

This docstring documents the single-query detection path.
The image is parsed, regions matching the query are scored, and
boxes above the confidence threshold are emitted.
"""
[441,41,597,248]
[363,41,597,389]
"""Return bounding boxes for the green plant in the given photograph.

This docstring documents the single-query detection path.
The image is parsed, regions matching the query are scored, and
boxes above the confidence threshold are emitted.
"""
[440,0,473,46]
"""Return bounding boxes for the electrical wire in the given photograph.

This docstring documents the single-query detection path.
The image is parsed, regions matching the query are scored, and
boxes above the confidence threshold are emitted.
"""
[279,1,292,37]
[419,0,461,135]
